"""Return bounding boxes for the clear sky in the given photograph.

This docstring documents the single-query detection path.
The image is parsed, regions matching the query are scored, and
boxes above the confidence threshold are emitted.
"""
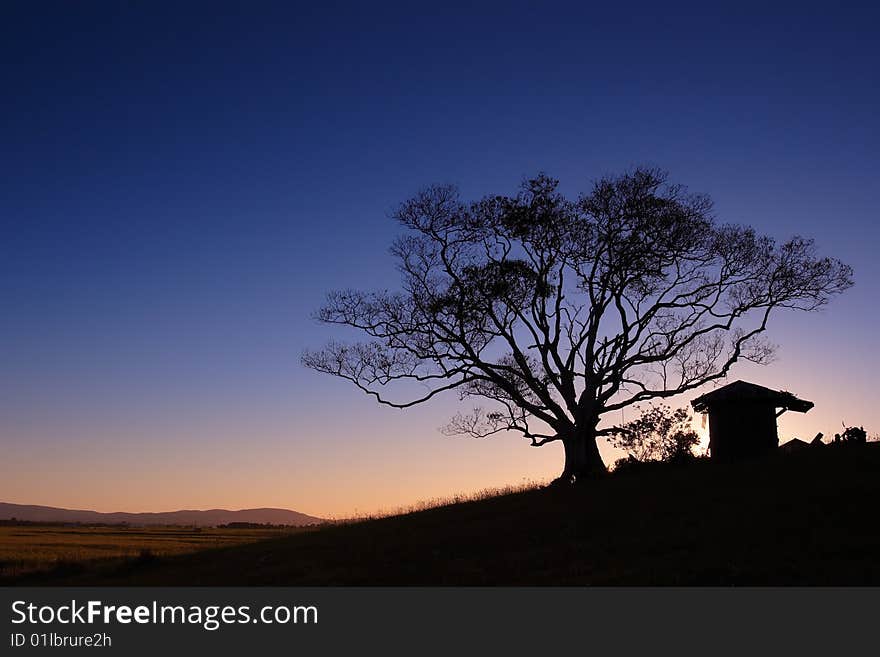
[2,2,878,518]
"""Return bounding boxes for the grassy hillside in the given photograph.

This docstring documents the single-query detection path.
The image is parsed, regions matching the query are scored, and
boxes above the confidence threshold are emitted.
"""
[9,444,880,585]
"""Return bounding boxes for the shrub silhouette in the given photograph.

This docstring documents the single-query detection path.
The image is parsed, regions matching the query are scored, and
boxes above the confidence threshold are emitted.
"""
[610,405,700,464]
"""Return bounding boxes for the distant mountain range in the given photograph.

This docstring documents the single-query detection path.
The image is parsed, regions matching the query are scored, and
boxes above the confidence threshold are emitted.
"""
[0,502,324,527]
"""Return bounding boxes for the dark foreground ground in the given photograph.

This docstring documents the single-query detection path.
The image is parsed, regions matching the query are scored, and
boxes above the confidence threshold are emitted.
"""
[7,444,880,585]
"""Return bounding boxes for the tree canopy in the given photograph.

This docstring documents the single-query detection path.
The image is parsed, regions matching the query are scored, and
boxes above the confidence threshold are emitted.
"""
[303,168,853,482]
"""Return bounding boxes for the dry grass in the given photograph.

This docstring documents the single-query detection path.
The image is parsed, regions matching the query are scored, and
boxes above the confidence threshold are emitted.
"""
[0,525,306,578]
[335,479,547,522]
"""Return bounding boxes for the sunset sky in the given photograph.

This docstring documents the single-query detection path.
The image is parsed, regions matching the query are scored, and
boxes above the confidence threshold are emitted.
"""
[2,2,878,518]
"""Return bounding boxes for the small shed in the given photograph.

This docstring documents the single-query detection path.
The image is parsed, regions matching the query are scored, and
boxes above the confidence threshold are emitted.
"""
[691,380,813,461]
[779,438,810,454]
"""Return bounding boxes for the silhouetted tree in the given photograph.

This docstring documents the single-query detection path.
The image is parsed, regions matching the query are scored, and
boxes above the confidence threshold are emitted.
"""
[837,426,867,444]
[609,405,700,463]
[303,168,853,483]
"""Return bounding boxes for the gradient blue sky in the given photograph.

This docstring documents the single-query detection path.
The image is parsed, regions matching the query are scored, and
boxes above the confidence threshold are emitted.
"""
[2,2,878,516]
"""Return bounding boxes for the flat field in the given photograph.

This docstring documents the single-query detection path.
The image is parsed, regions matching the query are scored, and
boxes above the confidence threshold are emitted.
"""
[0,525,305,579]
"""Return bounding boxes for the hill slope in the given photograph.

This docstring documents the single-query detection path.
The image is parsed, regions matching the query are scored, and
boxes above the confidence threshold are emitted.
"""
[0,503,323,527]
[14,445,880,585]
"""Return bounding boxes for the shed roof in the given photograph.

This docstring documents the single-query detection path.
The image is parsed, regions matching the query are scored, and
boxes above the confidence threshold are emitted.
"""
[691,380,813,414]
[779,438,811,452]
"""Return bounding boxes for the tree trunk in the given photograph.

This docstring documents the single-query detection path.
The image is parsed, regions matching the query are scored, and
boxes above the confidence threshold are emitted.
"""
[555,428,607,485]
